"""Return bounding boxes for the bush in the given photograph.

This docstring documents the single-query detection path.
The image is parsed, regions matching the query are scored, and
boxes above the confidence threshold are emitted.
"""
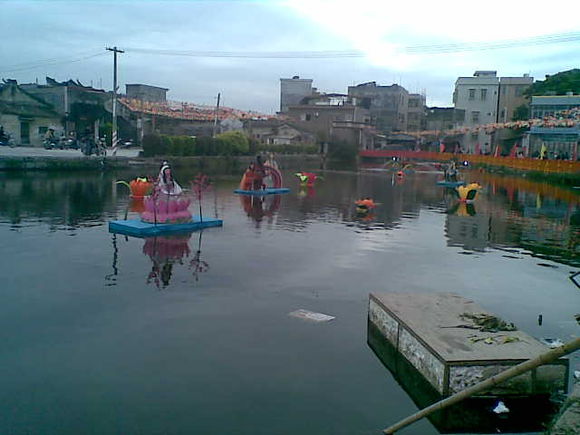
[142,134,164,157]
[216,131,250,154]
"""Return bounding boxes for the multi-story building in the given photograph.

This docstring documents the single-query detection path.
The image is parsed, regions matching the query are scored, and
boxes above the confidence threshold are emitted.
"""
[125,84,168,103]
[279,76,313,113]
[407,93,426,132]
[347,82,409,132]
[453,70,499,153]
[497,75,533,122]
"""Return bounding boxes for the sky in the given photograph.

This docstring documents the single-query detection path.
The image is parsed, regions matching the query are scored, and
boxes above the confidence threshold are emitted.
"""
[1,0,579,114]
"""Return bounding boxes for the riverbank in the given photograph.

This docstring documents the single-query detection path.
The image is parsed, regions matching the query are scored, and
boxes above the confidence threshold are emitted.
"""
[0,147,324,172]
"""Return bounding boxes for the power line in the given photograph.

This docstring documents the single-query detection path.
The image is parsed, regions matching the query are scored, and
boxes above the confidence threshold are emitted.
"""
[123,31,580,58]
[0,52,107,74]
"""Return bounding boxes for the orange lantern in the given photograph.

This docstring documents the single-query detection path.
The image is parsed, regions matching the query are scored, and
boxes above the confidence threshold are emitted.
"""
[129,177,153,199]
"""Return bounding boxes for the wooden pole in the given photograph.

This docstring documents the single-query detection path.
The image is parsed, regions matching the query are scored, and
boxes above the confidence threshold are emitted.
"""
[383,336,580,434]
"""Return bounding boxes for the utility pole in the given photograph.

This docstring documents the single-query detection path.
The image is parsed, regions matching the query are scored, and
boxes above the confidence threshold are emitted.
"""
[106,46,124,155]
[212,92,221,137]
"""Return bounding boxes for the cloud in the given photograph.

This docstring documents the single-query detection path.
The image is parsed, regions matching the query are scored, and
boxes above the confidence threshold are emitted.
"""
[1,0,579,113]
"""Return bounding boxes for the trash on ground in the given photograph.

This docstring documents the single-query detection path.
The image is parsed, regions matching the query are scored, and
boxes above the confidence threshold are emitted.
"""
[492,401,510,414]
[289,309,335,322]
[541,338,564,348]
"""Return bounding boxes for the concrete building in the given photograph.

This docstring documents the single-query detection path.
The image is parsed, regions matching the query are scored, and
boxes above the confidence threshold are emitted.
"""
[453,71,499,153]
[523,126,579,160]
[407,93,426,132]
[125,84,168,102]
[530,94,580,118]
[497,75,533,122]
[0,81,62,146]
[20,77,109,137]
[286,103,373,149]
[245,119,315,145]
[426,107,465,132]
[280,76,313,113]
[348,82,409,132]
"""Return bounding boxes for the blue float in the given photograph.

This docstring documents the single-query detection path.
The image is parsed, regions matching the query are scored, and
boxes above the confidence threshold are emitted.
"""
[436,180,466,187]
[109,216,223,237]
[234,188,290,196]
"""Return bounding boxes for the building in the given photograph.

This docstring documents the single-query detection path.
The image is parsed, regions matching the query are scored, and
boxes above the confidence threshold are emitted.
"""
[245,119,315,146]
[20,77,109,137]
[125,84,168,103]
[280,76,313,113]
[426,107,465,132]
[347,82,409,132]
[0,80,62,146]
[453,71,499,153]
[522,126,579,160]
[530,94,580,118]
[497,75,533,122]
[407,93,426,132]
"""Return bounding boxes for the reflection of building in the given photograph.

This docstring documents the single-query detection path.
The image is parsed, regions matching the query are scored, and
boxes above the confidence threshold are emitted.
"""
[445,207,490,251]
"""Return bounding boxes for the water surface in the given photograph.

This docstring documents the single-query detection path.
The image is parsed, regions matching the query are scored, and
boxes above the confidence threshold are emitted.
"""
[0,169,578,435]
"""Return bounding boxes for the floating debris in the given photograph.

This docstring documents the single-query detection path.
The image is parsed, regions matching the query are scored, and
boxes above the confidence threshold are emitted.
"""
[537,263,559,268]
[289,309,335,323]
[541,338,564,348]
[457,313,517,332]
[492,401,510,414]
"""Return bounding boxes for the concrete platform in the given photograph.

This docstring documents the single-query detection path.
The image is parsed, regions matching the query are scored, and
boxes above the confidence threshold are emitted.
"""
[369,293,569,397]
[108,216,222,237]
[233,188,290,196]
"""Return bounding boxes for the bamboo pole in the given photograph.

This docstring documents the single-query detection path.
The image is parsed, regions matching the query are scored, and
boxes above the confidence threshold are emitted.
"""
[383,336,580,434]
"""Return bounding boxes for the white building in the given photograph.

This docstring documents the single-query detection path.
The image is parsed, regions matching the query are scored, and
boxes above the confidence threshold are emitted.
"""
[453,71,499,153]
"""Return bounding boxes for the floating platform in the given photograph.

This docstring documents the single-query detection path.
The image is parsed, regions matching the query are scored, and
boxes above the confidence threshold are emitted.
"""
[436,180,466,187]
[369,293,568,398]
[234,188,290,196]
[108,216,223,237]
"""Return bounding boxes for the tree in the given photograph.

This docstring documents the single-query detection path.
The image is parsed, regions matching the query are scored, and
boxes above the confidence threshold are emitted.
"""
[524,69,580,97]
[512,104,529,121]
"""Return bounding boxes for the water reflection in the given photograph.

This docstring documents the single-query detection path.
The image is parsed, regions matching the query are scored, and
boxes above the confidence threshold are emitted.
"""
[239,193,281,225]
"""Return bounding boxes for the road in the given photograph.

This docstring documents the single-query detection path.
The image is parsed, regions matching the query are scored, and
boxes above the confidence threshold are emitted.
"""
[0,146,142,158]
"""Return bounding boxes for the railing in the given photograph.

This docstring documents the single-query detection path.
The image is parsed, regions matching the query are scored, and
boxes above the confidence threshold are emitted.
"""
[359,150,580,174]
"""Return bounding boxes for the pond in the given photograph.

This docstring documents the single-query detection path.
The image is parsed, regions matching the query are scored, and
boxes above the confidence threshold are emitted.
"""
[0,168,578,435]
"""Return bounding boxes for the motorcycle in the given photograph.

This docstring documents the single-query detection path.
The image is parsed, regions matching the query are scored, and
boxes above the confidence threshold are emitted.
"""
[0,133,15,147]
[43,137,61,150]
[81,137,107,156]
[61,137,78,150]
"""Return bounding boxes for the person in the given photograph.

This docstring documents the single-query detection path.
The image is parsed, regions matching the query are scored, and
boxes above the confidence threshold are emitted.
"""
[253,154,266,190]
[445,161,458,182]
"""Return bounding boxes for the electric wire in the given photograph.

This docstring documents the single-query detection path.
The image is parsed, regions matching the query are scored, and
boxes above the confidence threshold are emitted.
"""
[1,52,108,74]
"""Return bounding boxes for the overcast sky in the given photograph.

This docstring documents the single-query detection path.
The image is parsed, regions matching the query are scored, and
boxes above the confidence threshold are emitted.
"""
[1,0,579,113]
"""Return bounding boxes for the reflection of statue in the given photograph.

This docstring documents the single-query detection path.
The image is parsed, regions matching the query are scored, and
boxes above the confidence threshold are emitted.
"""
[143,234,192,289]
[240,194,281,223]
[142,162,191,224]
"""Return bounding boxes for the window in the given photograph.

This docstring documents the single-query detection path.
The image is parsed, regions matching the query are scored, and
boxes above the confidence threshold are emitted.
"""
[480,89,487,101]
[38,126,48,135]
[468,89,476,100]
[305,113,312,121]
[471,111,480,123]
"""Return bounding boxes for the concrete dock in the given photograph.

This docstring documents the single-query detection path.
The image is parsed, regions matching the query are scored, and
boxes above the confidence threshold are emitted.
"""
[369,293,569,397]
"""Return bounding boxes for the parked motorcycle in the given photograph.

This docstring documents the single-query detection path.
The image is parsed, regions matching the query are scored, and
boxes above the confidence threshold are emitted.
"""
[43,138,61,150]
[81,137,107,156]
[0,133,14,147]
